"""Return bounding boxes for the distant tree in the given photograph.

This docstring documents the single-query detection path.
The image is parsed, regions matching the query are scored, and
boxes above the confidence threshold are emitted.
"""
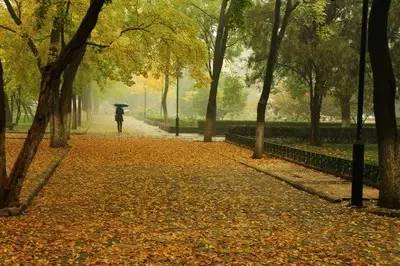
[220,76,247,119]
[191,88,210,118]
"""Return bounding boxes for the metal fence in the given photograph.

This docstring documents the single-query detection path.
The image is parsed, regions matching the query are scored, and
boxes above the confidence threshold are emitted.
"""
[226,133,380,188]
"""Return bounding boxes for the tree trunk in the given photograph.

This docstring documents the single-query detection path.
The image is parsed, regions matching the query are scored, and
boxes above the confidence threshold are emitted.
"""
[15,88,21,126]
[340,95,351,128]
[369,0,400,209]
[50,98,64,147]
[253,0,298,158]
[59,46,86,141]
[72,94,77,130]
[5,93,12,130]
[204,0,230,142]
[10,94,14,127]
[48,2,65,148]
[1,0,105,207]
[253,0,282,158]
[310,96,322,146]
[0,60,8,208]
[77,95,82,128]
[5,69,61,206]
[162,74,169,125]
[83,87,92,123]
[22,104,29,123]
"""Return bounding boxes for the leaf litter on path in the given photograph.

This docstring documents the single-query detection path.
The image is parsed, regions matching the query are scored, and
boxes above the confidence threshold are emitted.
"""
[0,136,399,264]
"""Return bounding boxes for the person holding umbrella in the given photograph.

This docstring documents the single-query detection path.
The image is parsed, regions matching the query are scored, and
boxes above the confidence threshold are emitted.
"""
[114,103,128,133]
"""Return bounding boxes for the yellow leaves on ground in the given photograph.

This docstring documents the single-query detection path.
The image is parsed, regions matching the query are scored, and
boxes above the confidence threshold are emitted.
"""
[5,136,65,201]
[0,135,399,264]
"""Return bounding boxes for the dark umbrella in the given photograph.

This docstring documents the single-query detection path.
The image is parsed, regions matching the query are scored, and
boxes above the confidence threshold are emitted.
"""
[114,103,129,108]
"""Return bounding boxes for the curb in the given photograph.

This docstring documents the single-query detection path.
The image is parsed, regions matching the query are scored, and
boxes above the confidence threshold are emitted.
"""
[365,208,400,218]
[0,148,70,217]
[223,141,399,218]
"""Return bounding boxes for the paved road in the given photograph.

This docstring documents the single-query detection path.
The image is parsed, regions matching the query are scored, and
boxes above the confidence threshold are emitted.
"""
[87,115,224,141]
[0,123,399,264]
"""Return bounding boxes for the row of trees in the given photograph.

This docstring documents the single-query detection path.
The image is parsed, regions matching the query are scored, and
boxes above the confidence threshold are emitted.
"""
[0,0,399,209]
[0,0,211,207]
[192,0,399,208]
[0,0,108,207]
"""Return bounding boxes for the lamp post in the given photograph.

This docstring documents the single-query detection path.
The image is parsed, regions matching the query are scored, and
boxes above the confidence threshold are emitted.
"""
[351,0,369,207]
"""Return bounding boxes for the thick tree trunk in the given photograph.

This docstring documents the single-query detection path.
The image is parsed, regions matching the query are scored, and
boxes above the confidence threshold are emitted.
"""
[5,69,61,206]
[0,60,8,208]
[204,0,230,142]
[204,77,219,141]
[340,96,351,128]
[369,0,400,209]
[77,95,82,127]
[1,0,105,207]
[72,95,77,130]
[309,71,325,146]
[162,74,169,125]
[49,2,66,148]
[253,0,298,158]
[50,99,65,147]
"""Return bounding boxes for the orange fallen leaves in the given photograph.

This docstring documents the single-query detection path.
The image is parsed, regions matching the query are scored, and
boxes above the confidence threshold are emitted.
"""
[0,136,398,264]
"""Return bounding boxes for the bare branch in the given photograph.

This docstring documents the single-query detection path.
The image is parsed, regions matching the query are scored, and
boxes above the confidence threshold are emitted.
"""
[188,1,218,21]
[0,24,17,33]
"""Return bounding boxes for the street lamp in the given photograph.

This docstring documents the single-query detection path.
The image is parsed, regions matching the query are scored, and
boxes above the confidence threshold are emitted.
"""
[351,0,369,207]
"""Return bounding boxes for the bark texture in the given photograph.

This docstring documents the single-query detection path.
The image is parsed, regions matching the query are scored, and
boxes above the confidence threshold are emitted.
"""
[368,0,400,209]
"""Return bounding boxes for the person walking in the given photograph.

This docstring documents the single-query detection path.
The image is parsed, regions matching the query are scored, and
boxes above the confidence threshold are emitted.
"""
[115,106,124,133]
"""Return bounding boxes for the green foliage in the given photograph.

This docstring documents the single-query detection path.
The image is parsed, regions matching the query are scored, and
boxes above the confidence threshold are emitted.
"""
[228,0,253,29]
[220,76,247,119]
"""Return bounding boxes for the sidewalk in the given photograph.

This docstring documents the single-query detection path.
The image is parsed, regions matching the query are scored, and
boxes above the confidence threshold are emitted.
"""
[208,141,379,203]
[88,115,225,141]
[91,115,379,203]
[1,129,398,264]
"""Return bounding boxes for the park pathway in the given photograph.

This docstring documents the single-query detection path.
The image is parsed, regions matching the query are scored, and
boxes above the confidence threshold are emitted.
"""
[0,123,399,264]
